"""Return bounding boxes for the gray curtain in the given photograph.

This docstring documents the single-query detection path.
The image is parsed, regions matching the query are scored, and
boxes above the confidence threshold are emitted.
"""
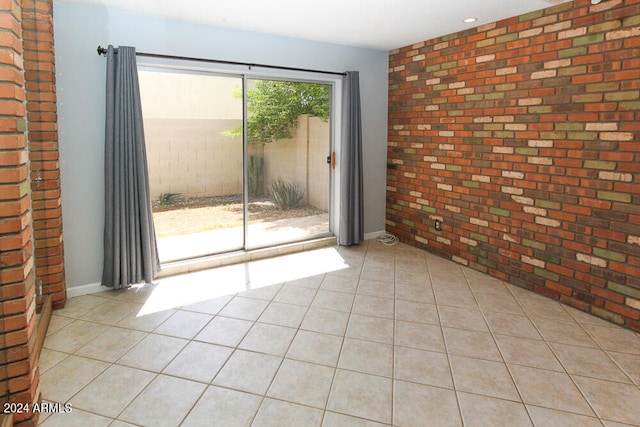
[338,71,364,246]
[101,45,160,289]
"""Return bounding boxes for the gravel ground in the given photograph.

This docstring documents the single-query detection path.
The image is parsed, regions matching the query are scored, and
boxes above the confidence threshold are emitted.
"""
[152,195,326,238]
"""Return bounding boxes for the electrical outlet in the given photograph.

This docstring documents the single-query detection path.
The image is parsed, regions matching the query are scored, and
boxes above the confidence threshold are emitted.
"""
[434,219,442,231]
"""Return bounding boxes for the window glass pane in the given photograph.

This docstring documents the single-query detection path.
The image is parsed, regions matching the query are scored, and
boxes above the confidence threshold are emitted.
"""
[246,79,331,249]
[139,69,244,262]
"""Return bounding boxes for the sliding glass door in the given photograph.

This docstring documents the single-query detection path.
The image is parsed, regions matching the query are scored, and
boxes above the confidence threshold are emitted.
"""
[245,79,331,249]
[139,69,245,262]
[139,68,333,263]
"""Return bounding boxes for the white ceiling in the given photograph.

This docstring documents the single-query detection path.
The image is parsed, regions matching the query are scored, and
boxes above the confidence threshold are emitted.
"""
[57,0,572,51]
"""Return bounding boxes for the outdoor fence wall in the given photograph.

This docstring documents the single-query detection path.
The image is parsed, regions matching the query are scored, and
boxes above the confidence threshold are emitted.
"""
[145,115,330,211]
[145,118,244,198]
[264,115,330,210]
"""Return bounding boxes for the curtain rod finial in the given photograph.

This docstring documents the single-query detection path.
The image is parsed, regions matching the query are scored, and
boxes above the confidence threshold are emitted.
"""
[97,45,108,56]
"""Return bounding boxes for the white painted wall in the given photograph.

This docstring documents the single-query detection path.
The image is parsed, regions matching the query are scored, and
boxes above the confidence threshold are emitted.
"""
[53,2,389,288]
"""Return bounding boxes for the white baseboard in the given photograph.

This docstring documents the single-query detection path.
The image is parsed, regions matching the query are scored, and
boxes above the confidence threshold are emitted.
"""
[66,234,388,298]
[66,282,109,299]
[364,230,387,240]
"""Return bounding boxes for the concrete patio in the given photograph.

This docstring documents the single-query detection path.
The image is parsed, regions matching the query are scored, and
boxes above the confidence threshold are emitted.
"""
[157,213,331,263]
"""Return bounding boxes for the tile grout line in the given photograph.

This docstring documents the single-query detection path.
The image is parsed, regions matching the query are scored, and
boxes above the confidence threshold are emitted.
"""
[320,241,369,425]
[43,306,157,425]
[390,242,397,427]
[426,252,466,426]
[165,295,240,427]
[114,286,235,425]
[212,293,271,426]
[106,310,199,425]
[40,243,640,426]
[267,280,322,422]
[240,255,341,425]
[572,314,640,388]
[461,266,538,426]
[501,279,607,422]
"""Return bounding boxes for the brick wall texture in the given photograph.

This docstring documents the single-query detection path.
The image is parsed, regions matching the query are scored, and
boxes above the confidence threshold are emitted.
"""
[1,0,63,425]
[22,0,66,311]
[387,0,640,331]
[0,1,39,425]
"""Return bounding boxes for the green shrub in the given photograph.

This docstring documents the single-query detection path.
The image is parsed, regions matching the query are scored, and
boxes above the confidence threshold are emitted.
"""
[157,192,180,205]
[248,155,264,197]
[269,179,304,210]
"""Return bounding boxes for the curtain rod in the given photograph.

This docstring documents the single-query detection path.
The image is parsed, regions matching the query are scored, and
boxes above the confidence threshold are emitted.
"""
[96,45,347,77]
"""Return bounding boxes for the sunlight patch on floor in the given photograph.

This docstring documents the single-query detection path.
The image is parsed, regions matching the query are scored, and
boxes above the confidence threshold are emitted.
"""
[137,247,348,316]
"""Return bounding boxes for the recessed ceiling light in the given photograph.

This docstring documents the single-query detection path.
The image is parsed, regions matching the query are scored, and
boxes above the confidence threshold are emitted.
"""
[591,0,601,4]
[463,17,478,24]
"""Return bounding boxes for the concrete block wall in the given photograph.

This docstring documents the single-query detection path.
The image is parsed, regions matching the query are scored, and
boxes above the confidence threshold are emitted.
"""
[264,115,330,210]
[145,115,331,211]
[144,118,244,199]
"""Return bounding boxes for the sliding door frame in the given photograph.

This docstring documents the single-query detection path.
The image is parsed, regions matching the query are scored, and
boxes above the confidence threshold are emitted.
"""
[138,57,341,259]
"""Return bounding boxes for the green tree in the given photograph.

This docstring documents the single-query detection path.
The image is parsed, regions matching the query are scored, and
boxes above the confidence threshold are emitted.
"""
[225,80,330,145]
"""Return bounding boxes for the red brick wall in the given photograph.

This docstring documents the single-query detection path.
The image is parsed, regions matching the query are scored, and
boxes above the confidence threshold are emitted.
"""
[387,0,640,331]
[22,0,66,310]
[1,0,62,425]
[0,2,40,425]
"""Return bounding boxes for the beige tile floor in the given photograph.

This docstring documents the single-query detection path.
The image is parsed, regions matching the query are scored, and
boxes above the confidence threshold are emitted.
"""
[39,241,640,426]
